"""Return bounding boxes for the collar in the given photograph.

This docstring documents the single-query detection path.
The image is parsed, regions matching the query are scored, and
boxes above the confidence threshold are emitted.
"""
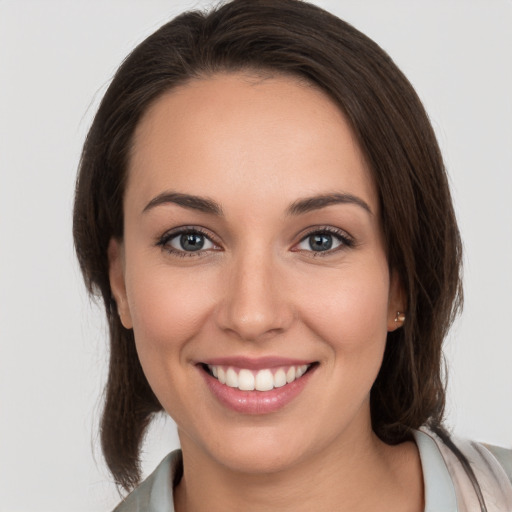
[116,432,460,512]
[413,429,458,511]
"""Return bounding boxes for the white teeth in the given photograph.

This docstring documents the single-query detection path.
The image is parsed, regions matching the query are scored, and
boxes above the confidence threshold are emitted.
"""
[238,369,255,391]
[255,369,274,391]
[207,364,311,391]
[274,368,287,388]
[226,367,238,388]
[296,364,308,378]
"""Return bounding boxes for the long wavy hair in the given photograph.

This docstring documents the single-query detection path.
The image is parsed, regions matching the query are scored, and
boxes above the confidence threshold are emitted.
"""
[73,0,463,493]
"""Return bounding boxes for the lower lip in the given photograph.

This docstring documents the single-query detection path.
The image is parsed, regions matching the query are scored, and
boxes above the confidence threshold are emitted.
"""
[200,365,316,414]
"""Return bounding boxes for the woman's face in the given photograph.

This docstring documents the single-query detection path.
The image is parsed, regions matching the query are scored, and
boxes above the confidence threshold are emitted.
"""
[109,73,403,474]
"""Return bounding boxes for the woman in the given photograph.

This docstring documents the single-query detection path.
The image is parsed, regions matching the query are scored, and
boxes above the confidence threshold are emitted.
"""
[73,0,512,510]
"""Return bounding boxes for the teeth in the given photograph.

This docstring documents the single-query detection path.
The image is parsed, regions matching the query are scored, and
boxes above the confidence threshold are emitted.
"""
[226,367,238,388]
[274,368,287,388]
[255,369,274,391]
[238,369,255,391]
[207,364,310,391]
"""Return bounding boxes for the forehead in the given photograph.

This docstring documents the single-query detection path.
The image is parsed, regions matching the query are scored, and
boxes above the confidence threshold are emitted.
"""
[126,72,377,213]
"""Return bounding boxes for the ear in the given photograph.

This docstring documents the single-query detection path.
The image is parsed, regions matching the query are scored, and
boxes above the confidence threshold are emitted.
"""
[387,271,406,332]
[108,238,133,329]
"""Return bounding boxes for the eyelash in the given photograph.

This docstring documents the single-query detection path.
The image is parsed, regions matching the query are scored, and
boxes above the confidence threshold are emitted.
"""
[156,226,355,257]
[294,226,355,256]
[156,227,220,258]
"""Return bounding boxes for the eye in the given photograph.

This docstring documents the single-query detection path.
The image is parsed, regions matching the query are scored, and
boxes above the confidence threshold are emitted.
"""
[157,228,217,255]
[295,228,353,253]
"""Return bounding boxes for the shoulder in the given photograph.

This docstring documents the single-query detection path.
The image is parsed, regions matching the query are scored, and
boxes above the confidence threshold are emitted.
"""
[112,450,182,512]
[418,427,512,511]
[481,442,512,484]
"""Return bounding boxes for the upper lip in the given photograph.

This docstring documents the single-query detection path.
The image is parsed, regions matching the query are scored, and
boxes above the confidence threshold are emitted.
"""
[199,356,314,370]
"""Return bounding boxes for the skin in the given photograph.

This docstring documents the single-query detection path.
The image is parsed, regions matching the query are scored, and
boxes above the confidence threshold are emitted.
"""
[109,73,423,511]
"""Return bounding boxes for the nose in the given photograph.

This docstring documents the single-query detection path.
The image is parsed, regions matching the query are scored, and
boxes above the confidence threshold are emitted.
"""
[215,251,294,342]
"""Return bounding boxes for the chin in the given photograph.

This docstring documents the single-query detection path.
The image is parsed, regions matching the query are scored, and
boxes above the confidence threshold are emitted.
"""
[207,436,311,475]
[178,414,347,477]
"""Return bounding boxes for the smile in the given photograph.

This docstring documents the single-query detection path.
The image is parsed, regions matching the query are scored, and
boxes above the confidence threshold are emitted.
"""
[205,364,311,391]
[199,359,317,414]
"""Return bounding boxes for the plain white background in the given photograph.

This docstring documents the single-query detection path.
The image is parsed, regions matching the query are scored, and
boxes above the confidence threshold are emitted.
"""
[0,1,511,510]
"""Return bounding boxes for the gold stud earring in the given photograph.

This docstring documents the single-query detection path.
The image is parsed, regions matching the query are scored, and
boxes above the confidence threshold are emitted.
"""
[394,311,406,323]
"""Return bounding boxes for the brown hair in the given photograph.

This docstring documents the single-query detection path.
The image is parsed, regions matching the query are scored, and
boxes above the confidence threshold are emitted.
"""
[73,0,463,492]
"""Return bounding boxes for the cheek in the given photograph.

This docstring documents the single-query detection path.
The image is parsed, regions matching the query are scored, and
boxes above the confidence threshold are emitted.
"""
[123,260,220,416]
[296,259,391,355]
[124,261,217,358]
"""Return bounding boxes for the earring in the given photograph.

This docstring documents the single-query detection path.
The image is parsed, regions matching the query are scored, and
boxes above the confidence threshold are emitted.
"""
[394,311,406,323]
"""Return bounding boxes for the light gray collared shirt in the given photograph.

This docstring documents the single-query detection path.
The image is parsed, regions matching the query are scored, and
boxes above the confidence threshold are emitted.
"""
[113,428,512,512]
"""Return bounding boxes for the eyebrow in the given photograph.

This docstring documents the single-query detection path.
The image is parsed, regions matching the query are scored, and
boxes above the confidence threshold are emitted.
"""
[286,193,372,216]
[143,192,223,216]
[142,191,372,217]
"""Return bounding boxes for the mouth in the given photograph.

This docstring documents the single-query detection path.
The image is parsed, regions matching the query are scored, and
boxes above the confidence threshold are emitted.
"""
[197,357,318,413]
[201,363,314,392]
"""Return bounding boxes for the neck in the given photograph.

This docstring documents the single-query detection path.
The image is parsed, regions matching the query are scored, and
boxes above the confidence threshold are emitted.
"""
[173,423,423,512]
